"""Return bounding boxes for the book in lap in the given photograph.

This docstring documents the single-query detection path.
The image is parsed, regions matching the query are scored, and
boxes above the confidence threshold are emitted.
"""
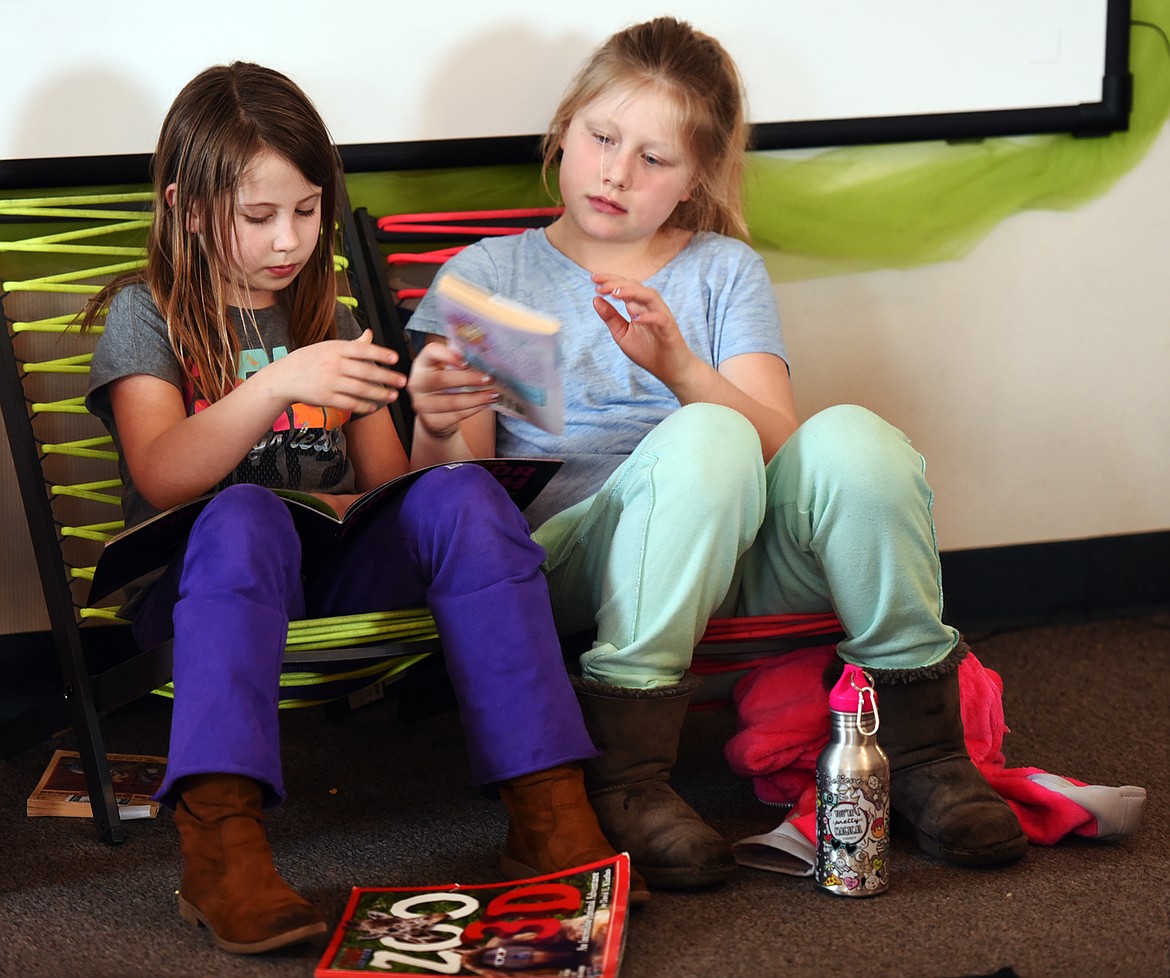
[315,853,631,977]
[27,750,167,820]
[436,273,564,435]
[87,457,561,605]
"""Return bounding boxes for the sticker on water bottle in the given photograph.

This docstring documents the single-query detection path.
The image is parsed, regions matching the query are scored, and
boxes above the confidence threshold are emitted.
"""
[815,773,890,895]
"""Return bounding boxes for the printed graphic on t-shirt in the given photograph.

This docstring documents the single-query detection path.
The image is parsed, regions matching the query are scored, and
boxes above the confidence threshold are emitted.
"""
[184,343,353,492]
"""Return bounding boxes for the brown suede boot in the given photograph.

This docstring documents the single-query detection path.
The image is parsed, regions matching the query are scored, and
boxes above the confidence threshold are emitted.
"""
[173,774,327,954]
[872,650,1029,866]
[572,673,736,890]
[498,764,650,904]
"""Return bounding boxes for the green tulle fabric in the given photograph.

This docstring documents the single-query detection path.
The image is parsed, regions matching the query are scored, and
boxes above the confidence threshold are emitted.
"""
[347,0,1169,282]
[745,3,1170,279]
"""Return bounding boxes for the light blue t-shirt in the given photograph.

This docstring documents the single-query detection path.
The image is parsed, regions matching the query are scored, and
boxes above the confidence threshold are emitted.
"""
[407,228,787,528]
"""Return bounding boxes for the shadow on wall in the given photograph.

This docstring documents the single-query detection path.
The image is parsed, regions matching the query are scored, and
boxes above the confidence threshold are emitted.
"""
[415,22,592,148]
[9,68,162,163]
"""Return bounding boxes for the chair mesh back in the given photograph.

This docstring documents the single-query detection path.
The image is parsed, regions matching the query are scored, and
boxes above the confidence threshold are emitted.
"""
[1,193,438,708]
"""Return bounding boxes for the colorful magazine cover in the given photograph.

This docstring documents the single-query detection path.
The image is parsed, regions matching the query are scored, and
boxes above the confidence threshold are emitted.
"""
[26,749,167,819]
[315,854,630,977]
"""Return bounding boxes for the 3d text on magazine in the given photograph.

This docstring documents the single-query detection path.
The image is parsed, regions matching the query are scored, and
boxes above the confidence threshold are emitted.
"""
[315,853,630,977]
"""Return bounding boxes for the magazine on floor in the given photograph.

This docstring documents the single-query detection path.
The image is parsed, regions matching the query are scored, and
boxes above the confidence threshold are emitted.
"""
[26,750,167,820]
[315,853,631,977]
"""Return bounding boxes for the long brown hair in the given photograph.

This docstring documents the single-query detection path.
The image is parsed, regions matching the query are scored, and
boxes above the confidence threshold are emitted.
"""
[83,61,342,403]
[540,17,750,240]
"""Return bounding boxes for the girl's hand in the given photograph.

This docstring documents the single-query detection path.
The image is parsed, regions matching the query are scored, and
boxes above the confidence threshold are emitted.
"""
[592,274,702,389]
[406,340,499,440]
[268,330,405,415]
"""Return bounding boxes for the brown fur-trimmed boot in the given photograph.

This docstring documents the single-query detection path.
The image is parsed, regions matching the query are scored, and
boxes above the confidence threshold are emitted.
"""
[872,648,1028,866]
[498,764,650,904]
[173,774,326,954]
[571,673,736,889]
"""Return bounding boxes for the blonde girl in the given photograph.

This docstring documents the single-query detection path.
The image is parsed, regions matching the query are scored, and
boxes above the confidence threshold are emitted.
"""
[405,18,1027,889]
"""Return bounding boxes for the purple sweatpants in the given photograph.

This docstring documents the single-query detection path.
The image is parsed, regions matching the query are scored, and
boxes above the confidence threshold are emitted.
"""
[131,465,597,809]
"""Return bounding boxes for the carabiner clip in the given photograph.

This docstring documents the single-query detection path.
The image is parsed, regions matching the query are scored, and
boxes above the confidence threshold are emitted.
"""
[851,669,880,736]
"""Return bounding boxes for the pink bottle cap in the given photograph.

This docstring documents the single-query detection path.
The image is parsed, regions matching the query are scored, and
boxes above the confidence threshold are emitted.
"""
[828,664,878,713]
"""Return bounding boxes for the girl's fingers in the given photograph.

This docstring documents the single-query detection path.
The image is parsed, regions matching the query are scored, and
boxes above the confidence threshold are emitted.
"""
[595,278,660,320]
[423,343,467,367]
[411,370,493,397]
[593,296,628,329]
[415,394,497,439]
[595,278,637,300]
[348,347,400,373]
[593,272,649,295]
[417,387,498,414]
[350,350,406,379]
[408,346,492,393]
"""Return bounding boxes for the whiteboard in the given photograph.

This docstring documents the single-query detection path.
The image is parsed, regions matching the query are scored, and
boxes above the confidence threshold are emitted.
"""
[0,0,1130,183]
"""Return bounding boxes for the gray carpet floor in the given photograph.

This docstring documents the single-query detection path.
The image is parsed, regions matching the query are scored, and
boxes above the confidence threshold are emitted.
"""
[1,615,1166,978]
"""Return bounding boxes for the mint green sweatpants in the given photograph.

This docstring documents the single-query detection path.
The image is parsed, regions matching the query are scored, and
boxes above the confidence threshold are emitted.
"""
[533,402,960,688]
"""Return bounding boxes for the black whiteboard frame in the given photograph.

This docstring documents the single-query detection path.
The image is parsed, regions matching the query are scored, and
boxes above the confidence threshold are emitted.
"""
[0,0,1133,190]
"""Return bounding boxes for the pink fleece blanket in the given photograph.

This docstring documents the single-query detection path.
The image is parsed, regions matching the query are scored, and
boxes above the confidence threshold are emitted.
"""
[724,645,1146,874]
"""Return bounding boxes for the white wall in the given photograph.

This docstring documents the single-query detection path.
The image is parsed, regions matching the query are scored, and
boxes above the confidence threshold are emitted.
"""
[0,0,1113,160]
[774,119,1170,551]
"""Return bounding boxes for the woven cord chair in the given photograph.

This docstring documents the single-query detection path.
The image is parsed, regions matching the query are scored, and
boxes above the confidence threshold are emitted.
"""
[0,193,441,844]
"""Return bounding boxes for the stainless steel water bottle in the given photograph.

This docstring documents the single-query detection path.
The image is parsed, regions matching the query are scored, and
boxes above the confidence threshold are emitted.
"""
[814,664,890,896]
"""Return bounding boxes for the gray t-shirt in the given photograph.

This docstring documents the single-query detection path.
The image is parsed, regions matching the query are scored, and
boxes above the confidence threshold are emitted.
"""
[87,282,361,529]
[407,229,788,528]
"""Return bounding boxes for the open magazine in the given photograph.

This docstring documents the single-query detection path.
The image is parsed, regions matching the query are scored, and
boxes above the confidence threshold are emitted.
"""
[435,273,564,436]
[315,854,631,978]
[88,458,562,604]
